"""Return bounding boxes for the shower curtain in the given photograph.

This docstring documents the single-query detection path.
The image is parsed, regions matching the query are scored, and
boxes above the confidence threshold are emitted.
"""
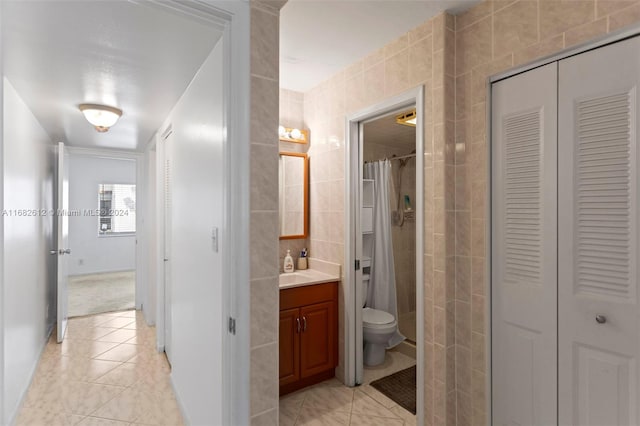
[363,160,405,348]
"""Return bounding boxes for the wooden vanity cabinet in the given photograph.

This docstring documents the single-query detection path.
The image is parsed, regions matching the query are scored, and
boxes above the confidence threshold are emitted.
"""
[279,281,338,395]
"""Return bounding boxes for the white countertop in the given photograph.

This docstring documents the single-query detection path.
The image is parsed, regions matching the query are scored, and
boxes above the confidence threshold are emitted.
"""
[279,269,340,289]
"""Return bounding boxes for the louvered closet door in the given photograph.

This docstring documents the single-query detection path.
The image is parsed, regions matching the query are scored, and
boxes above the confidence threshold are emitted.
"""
[492,62,558,426]
[558,37,640,425]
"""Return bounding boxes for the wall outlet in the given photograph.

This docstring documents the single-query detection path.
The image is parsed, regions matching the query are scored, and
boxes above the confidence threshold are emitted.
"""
[78,259,84,266]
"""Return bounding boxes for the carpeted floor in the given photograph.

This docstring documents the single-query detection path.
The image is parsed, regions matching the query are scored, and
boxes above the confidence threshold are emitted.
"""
[68,270,135,317]
[370,365,416,414]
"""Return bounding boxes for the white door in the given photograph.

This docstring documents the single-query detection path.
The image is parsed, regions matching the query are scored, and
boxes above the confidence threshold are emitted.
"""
[163,133,173,364]
[558,37,640,425]
[57,142,70,343]
[491,63,558,425]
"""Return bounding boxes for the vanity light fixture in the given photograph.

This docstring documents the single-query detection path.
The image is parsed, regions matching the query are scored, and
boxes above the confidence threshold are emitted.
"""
[396,109,417,127]
[279,125,309,144]
[78,103,123,133]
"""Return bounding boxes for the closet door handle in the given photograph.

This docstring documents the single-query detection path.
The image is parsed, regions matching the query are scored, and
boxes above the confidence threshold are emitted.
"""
[296,317,301,333]
[302,316,307,332]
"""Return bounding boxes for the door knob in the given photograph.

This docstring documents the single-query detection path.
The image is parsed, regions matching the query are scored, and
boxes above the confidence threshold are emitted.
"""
[595,314,607,324]
[59,248,71,255]
[49,250,57,255]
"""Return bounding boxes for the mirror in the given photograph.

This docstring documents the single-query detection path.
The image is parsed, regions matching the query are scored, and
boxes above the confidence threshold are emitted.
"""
[279,152,308,239]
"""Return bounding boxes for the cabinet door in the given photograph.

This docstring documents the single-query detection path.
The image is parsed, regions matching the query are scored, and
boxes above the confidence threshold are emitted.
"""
[558,36,640,425]
[300,301,336,378]
[279,308,300,386]
[491,62,558,426]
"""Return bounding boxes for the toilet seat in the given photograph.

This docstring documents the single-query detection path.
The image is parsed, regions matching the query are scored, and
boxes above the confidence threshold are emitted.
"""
[363,307,395,329]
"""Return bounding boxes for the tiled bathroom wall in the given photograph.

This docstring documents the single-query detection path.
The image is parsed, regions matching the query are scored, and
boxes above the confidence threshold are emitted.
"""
[249,2,281,425]
[302,13,456,425]
[453,1,640,424]
[278,88,309,270]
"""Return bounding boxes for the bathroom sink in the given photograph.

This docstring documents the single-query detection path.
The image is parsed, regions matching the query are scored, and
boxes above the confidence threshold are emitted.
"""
[279,269,339,289]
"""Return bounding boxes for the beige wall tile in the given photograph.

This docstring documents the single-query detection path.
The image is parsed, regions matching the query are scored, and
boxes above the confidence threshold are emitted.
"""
[471,256,486,297]
[363,46,385,69]
[565,17,608,47]
[513,34,565,66]
[251,409,277,426]
[250,277,278,346]
[251,76,279,145]
[385,49,410,96]
[457,390,472,425]
[456,256,471,303]
[409,19,433,43]
[596,0,637,17]
[455,300,471,350]
[493,0,539,58]
[455,211,471,256]
[250,343,278,416]
[471,218,486,257]
[456,0,493,30]
[385,34,409,57]
[250,211,279,280]
[251,144,279,211]
[540,0,595,37]
[471,294,486,334]
[456,17,493,75]
[456,345,472,391]
[362,62,385,104]
[471,331,487,372]
[609,1,640,30]
[250,7,278,79]
[409,36,433,85]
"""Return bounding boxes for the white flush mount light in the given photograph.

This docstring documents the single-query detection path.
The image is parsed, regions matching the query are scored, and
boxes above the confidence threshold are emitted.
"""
[78,103,123,133]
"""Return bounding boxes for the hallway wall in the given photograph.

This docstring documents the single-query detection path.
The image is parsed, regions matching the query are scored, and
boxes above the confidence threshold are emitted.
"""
[159,38,225,425]
[2,77,56,424]
[68,155,136,275]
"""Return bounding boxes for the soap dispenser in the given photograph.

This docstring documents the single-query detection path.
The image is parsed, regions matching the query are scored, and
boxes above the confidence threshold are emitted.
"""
[284,250,295,273]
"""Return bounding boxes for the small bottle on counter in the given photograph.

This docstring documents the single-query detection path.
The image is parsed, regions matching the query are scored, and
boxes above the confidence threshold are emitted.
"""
[297,248,308,270]
[284,249,295,273]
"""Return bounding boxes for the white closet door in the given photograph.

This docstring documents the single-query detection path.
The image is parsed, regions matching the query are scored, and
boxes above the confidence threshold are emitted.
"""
[492,62,558,426]
[558,37,640,426]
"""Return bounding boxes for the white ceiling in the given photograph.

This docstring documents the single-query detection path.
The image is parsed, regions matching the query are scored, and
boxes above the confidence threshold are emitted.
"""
[364,110,416,153]
[280,0,479,92]
[2,1,223,151]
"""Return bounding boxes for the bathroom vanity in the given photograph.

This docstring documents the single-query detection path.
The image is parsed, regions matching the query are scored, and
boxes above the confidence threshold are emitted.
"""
[279,270,339,395]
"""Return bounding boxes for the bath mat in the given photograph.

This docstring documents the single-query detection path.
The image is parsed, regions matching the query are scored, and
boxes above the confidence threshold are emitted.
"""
[370,365,416,414]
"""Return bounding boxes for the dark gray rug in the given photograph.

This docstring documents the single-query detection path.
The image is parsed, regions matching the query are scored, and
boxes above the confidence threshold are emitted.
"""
[370,365,416,414]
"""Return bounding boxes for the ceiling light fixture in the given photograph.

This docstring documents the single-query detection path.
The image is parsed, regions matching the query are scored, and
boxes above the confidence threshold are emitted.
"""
[78,103,123,133]
[396,109,417,127]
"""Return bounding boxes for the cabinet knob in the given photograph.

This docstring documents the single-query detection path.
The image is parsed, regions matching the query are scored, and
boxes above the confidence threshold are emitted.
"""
[296,317,301,333]
[595,314,607,324]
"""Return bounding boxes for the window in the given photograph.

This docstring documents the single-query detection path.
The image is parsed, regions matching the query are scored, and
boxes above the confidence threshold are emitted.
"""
[98,184,136,235]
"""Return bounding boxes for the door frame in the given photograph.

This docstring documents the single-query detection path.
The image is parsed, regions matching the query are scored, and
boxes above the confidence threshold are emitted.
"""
[136,1,251,424]
[65,146,143,311]
[345,86,425,424]
[487,22,640,425]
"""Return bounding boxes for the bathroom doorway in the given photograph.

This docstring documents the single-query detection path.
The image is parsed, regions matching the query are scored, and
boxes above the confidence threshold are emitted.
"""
[345,87,425,424]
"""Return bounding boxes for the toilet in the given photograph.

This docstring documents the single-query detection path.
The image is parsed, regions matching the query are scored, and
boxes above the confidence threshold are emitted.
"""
[362,278,398,366]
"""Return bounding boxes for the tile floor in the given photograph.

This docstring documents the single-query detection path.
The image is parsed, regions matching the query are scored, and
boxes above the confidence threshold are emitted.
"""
[16,310,184,426]
[280,351,417,426]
